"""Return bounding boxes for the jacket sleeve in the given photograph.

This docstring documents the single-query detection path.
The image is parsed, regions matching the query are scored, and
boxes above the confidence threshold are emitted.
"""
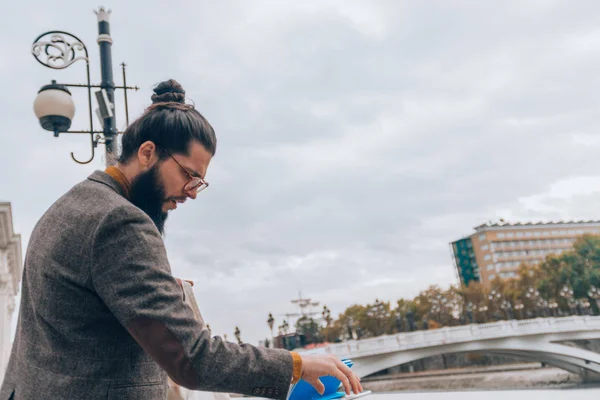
[90,205,294,399]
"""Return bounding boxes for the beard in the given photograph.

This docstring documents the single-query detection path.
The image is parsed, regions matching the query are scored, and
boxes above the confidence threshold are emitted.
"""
[129,164,169,235]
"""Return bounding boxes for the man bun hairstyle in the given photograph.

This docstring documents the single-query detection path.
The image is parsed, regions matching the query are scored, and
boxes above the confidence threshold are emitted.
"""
[118,79,217,163]
[151,79,186,104]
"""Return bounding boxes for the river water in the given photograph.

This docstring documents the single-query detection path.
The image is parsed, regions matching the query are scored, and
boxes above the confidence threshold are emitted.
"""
[375,388,600,399]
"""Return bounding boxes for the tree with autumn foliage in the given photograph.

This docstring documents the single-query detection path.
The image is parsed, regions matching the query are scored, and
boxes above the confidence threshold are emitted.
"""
[272,234,600,347]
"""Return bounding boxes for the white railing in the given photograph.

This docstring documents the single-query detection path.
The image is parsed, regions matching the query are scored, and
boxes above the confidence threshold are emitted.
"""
[298,316,600,358]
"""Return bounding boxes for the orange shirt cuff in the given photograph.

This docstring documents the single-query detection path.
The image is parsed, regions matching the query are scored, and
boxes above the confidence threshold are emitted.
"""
[290,351,303,384]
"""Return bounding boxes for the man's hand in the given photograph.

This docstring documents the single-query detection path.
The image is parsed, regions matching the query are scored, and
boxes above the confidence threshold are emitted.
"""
[299,354,362,396]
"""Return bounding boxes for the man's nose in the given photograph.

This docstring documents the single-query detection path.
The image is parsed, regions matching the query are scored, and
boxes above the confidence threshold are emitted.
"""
[186,188,198,200]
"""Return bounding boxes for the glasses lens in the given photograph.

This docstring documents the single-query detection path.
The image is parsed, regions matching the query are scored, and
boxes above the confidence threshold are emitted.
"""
[185,179,208,193]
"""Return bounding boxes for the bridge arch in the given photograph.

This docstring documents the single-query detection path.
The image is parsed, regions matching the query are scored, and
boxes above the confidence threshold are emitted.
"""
[351,338,600,378]
[298,317,600,380]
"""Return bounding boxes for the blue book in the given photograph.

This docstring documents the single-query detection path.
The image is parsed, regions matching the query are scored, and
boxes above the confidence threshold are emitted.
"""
[287,359,371,400]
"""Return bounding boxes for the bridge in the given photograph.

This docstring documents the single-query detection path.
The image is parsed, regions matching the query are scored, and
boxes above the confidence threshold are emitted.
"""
[297,316,600,380]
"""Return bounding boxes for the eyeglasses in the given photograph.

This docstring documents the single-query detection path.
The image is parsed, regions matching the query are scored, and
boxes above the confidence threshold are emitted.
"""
[166,151,209,193]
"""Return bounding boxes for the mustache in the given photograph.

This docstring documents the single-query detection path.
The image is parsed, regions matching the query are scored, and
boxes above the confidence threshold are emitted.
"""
[166,197,187,202]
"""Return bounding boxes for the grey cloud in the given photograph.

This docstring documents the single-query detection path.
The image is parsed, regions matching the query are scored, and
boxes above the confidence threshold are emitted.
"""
[6,0,600,343]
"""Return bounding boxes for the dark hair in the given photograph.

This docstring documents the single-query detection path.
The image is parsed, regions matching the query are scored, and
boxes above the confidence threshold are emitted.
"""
[118,79,217,163]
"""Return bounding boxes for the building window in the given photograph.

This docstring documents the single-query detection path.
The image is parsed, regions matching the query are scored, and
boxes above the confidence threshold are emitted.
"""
[507,232,514,238]
[552,231,559,236]
[534,231,541,237]
[543,232,550,236]
[516,232,523,237]
[525,232,532,237]
[479,234,486,241]
[497,233,505,239]
[489,274,496,280]
[487,264,494,271]
[484,254,491,261]
[481,244,489,250]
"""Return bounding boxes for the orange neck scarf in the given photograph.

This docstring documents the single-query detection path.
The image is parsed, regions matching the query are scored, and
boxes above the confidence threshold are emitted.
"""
[105,166,131,199]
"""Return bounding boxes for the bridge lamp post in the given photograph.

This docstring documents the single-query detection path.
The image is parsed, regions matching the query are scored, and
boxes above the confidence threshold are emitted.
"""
[580,300,591,316]
[539,299,551,318]
[488,290,502,320]
[588,286,600,315]
[526,287,541,318]
[346,317,355,340]
[430,293,449,326]
[465,301,474,324]
[560,285,576,315]
[500,299,514,320]
[548,301,559,317]
[478,305,488,323]
[514,303,524,320]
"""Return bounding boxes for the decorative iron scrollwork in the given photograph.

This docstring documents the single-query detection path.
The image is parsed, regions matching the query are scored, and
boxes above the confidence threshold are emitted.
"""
[32,31,89,69]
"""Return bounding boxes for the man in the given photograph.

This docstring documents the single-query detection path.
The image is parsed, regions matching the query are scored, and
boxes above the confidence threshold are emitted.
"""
[0,80,362,399]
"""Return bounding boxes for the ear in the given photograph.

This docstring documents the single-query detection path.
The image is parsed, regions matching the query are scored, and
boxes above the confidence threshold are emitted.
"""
[137,141,159,169]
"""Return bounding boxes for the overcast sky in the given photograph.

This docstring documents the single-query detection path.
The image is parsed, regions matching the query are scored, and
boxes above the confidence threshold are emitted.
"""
[3,0,600,344]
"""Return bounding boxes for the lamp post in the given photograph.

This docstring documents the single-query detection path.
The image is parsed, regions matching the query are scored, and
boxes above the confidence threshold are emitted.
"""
[429,293,448,326]
[465,301,474,324]
[488,289,503,320]
[478,305,488,323]
[368,299,386,336]
[321,305,332,328]
[525,287,540,318]
[560,285,576,315]
[548,300,558,317]
[588,286,600,315]
[267,313,275,339]
[514,303,524,320]
[31,7,138,166]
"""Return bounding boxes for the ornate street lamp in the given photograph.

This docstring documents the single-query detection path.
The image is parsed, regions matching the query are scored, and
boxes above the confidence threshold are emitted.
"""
[488,289,504,320]
[588,286,600,315]
[31,7,138,166]
[465,301,474,324]
[560,285,576,315]
[514,302,524,320]
[525,287,545,318]
[267,313,275,338]
[478,304,488,323]
[548,301,559,317]
[234,326,242,345]
[321,305,332,328]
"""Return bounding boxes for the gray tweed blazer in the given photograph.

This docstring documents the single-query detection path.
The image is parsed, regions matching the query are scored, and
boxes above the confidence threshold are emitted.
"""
[0,171,293,400]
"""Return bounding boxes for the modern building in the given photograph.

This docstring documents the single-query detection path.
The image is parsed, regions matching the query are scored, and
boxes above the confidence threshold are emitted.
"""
[450,220,600,287]
[0,203,22,384]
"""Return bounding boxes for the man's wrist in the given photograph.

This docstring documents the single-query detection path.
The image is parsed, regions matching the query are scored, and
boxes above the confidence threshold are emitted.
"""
[289,351,303,383]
